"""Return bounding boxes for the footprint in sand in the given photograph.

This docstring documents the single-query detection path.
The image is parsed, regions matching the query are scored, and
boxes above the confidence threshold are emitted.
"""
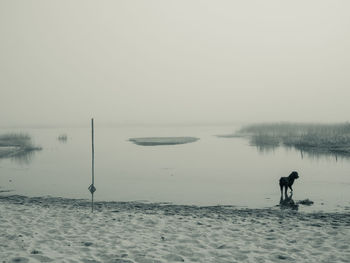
[10,257,29,263]
[162,254,185,262]
[30,254,54,262]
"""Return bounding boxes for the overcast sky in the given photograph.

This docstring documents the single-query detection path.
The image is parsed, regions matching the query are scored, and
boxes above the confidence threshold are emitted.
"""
[1,0,349,127]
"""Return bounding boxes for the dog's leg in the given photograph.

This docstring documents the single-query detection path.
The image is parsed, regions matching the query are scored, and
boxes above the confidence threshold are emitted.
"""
[284,186,288,196]
[280,184,283,196]
[289,185,293,192]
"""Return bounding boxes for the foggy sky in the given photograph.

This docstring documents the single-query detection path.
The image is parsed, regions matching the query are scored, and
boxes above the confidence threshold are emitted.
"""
[1,0,350,127]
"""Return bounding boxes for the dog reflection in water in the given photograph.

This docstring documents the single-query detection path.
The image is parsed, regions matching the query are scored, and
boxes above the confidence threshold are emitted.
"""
[279,193,299,210]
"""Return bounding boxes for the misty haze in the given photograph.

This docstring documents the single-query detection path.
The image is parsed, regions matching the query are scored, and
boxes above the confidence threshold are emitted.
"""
[1,1,349,263]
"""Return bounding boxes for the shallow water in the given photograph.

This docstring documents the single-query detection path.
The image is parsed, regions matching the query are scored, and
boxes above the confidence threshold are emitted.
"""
[0,125,350,212]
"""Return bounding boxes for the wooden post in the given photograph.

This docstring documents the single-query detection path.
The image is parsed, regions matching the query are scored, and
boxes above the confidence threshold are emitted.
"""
[88,118,96,212]
[91,118,94,212]
[92,118,94,182]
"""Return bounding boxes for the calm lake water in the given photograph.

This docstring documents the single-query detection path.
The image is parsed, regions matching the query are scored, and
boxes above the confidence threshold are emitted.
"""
[1,125,350,212]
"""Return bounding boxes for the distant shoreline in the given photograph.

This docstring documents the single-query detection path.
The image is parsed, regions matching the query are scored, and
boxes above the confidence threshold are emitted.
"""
[219,122,350,157]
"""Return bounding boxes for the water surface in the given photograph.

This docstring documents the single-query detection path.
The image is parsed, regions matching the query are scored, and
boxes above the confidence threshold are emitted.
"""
[0,125,349,212]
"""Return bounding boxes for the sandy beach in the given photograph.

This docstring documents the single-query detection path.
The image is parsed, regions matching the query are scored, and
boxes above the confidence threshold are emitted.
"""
[2,0,350,261]
[1,195,349,263]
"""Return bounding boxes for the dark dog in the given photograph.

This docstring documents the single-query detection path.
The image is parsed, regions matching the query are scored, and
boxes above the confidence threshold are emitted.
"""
[279,171,299,196]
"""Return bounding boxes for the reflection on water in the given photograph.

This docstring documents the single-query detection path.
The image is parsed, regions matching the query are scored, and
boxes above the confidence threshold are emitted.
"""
[249,134,279,154]
[293,148,345,162]
[0,133,42,165]
[9,150,37,165]
[57,134,68,143]
[0,148,40,165]
[253,141,349,161]
[1,126,350,212]
[253,144,278,154]
[279,193,298,210]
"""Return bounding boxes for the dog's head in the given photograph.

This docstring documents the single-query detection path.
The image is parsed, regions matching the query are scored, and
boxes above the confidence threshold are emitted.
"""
[290,171,299,179]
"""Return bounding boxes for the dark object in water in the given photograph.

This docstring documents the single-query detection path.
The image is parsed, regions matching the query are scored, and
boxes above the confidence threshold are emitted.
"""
[279,171,299,196]
[297,199,314,206]
[58,134,68,141]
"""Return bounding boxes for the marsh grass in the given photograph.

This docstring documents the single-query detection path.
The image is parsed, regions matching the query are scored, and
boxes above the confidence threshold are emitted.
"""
[235,123,350,157]
[58,134,68,142]
[0,133,41,159]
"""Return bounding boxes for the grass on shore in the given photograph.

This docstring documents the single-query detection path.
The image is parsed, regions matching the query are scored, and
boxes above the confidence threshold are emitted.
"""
[0,133,41,159]
[235,123,350,156]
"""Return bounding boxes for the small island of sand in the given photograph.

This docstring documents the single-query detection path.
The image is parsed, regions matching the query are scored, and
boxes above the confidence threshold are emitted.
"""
[129,137,199,146]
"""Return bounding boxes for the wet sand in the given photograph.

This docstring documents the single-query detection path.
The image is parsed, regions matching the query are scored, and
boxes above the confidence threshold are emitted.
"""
[1,195,350,263]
